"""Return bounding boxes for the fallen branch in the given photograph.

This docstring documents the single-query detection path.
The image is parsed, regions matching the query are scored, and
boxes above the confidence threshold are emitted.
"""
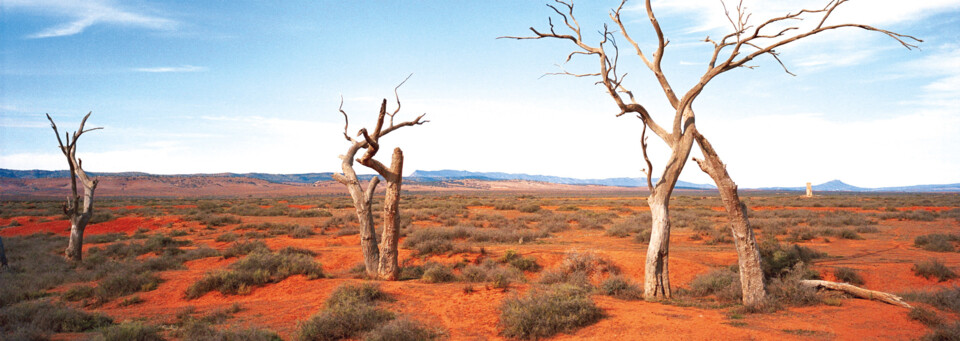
[799,279,911,308]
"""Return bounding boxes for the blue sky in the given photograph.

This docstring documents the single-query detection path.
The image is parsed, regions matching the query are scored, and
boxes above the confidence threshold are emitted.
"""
[2,0,958,188]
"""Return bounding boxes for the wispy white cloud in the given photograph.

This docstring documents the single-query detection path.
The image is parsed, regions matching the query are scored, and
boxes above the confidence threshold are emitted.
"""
[4,0,176,39]
[133,65,207,73]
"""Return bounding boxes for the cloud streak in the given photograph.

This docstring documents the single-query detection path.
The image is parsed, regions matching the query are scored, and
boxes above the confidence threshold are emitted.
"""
[133,65,207,73]
[5,0,176,39]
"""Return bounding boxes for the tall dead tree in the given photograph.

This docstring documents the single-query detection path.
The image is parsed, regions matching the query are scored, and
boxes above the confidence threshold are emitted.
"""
[504,0,919,306]
[47,112,102,262]
[333,76,427,280]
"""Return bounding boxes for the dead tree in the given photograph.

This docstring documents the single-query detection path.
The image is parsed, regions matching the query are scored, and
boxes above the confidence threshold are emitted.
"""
[503,0,919,305]
[333,76,426,280]
[47,112,102,262]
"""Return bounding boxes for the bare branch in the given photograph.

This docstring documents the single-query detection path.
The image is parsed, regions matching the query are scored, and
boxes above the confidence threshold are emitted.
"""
[339,95,353,142]
[638,115,654,191]
[389,73,413,126]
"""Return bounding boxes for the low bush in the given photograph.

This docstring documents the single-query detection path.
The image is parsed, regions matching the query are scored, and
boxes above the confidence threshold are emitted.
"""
[86,233,128,244]
[759,240,826,280]
[634,228,652,243]
[0,301,113,337]
[296,283,395,341]
[854,226,880,233]
[290,225,316,239]
[914,234,958,252]
[518,204,541,213]
[538,251,620,289]
[288,209,333,218]
[599,276,643,300]
[500,250,541,272]
[765,264,822,307]
[499,284,604,339]
[364,317,443,341]
[908,306,944,327]
[185,213,241,227]
[215,233,239,243]
[62,285,96,302]
[97,270,162,301]
[462,260,524,287]
[912,259,958,282]
[100,321,164,341]
[186,250,323,299]
[222,240,269,258]
[901,286,960,313]
[422,263,458,283]
[833,267,865,286]
[922,323,960,341]
[689,268,742,302]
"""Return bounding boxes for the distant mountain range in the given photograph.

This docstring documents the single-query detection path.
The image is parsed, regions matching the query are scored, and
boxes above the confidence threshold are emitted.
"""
[1,168,957,193]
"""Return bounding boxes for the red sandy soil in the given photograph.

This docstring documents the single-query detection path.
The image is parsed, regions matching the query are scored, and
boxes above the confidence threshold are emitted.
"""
[1,177,649,199]
[6,201,959,340]
[0,216,179,237]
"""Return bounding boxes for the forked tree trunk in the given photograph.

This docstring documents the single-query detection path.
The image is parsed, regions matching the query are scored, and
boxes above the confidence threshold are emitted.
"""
[644,123,696,300]
[333,141,381,276]
[335,171,380,276]
[377,148,404,280]
[47,113,101,263]
[65,190,95,262]
[693,132,765,307]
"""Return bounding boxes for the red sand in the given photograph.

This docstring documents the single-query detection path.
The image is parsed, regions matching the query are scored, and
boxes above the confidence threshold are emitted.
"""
[7,199,955,340]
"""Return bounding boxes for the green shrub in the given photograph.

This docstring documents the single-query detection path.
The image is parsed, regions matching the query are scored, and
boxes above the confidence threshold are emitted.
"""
[100,321,164,341]
[86,233,128,244]
[186,213,241,227]
[600,276,643,300]
[296,283,394,341]
[215,233,239,243]
[901,286,960,313]
[689,268,742,302]
[913,259,958,282]
[363,317,442,341]
[0,301,113,336]
[633,228,652,243]
[62,285,96,302]
[915,234,958,252]
[759,240,826,280]
[833,267,864,286]
[422,263,457,283]
[290,225,316,239]
[500,250,541,272]
[538,251,620,290]
[518,204,541,213]
[89,210,116,224]
[922,323,960,341]
[908,306,944,327]
[186,250,323,299]
[499,284,604,339]
[222,240,269,258]
[96,270,162,301]
[766,264,821,307]
[289,209,333,218]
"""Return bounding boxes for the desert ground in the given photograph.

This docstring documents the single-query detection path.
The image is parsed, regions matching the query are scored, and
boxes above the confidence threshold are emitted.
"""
[1,181,959,340]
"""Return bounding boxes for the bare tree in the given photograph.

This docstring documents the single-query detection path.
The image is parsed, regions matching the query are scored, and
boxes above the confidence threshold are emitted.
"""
[333,76,427,280]
[47,112,102,262]
[503,0,919,305]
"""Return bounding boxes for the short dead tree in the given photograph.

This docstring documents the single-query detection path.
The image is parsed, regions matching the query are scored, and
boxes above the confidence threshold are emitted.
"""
[47,112,102,262]
[333,75,427,280]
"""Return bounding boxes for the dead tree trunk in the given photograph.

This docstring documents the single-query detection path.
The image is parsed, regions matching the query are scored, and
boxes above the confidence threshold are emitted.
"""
[362,148,404,280]
[334,76,426,279]
[47,112,101,262]
[693,131,765,307]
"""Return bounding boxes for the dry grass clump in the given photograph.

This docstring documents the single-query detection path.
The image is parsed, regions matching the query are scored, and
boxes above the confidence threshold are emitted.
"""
[539,251,621,290]
[912,259,958,282]
[914,234,960,252]
[499,284,604,339]
[688,268,742,303]
[296,283,442,341]
[99,321,164,341]
[186,249,323,299]
[833,267,865,286]
[500,250,541,272]
[0,301,113,339]
[599,275,643,300]
[462,260,525,289]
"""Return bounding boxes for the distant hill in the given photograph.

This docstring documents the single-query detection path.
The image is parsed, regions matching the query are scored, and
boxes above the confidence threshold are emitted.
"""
[760,180,960,193]
[408,170,715,190]
[1,168,957,193]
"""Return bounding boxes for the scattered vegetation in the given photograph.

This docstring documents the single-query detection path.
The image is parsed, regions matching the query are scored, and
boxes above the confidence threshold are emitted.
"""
[912,259,958,282]
[186,249,324,299]
[833,267,865,286]
[499,284,604,339]
[914,234,959,252]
